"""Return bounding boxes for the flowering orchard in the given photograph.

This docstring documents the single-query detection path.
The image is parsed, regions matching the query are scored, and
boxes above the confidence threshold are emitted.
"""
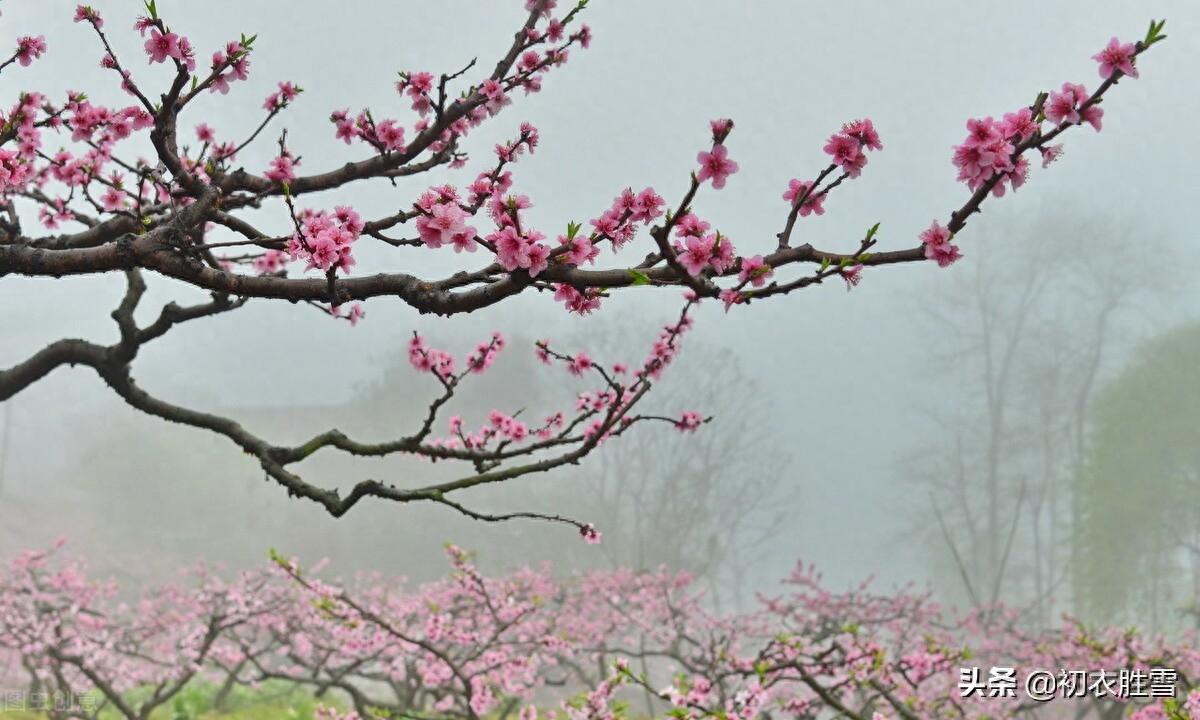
[2,541,1199,720]
[0,1,1167,528]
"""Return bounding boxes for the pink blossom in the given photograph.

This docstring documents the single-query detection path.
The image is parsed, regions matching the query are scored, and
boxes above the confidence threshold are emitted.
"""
[962,117,1001,148]
[841,263,863,291]
[100,186,127,212]
[1046,82,1089,126]
[924,241,962,268]
[252,249,287,274]
[842,118,882,151]
[553,284,601,315]
[525,242,551,277]
[919,220,950,247]
[677,234,716,276]
[480,79,511,116]
[0,149,30,191]
[16,35,47,66]
[696,143,738,189]
[710,118,734,141]
[823,133,866,178]
[1000,108,1039,142]
[265,154,297,183]
[782,179,825,216]
[144,29,183,64]
[1081,103,1104,131]
[567,352,593,376]
[417,203,471,249]
[491,226,529,270]
[674,213,710,238]
[676,411,703,432]
[580,523,602,544]
[709,234,736,274]
[630,188,665,223]
[559,237,598,266]
[1040,143,1065,168]
[719,289,743,312]
[74,6,103,27]
[1093,36,1138,79]
[738,255,773,288]
[920,220,961,268]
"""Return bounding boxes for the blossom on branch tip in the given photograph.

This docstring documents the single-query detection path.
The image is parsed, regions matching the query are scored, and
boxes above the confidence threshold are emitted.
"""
[842,118,882,151]
[16,36,47,66]
[265,153,297,183]
[1093,36,1138,79]
[580,523,601,545]
[263,81,302,112]
[782,179,825,216]
[74,6,104,28]
[823,133,867,178]
[676,411,703,433]
[710,118,734,143]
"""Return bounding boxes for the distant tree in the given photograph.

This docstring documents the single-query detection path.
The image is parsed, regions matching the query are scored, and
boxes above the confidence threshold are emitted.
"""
[897,205,1169,624]
[1072,319,1200,629]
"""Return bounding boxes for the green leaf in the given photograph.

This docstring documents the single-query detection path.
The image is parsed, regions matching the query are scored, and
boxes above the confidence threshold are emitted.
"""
[566,220,582,240]
[1146,19,1168,45]
[145,0,158,20]
[866,221,881,240]
[627,269,651,286]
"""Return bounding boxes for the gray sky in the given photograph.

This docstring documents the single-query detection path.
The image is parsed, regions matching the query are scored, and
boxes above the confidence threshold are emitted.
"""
[2,1,1198,594]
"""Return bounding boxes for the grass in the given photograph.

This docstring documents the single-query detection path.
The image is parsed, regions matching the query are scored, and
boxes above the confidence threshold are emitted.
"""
[0,679,338,719]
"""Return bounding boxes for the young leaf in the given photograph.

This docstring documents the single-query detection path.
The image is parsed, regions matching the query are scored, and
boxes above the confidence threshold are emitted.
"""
[627,269,651,286]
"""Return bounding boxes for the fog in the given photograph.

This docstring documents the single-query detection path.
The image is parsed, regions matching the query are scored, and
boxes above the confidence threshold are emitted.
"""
[2,1,1199,628]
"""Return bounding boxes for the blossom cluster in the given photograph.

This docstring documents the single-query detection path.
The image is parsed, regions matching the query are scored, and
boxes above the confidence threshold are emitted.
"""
[284,206,364,274]
[5,541,1199,720]
[0,2,1160,335]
